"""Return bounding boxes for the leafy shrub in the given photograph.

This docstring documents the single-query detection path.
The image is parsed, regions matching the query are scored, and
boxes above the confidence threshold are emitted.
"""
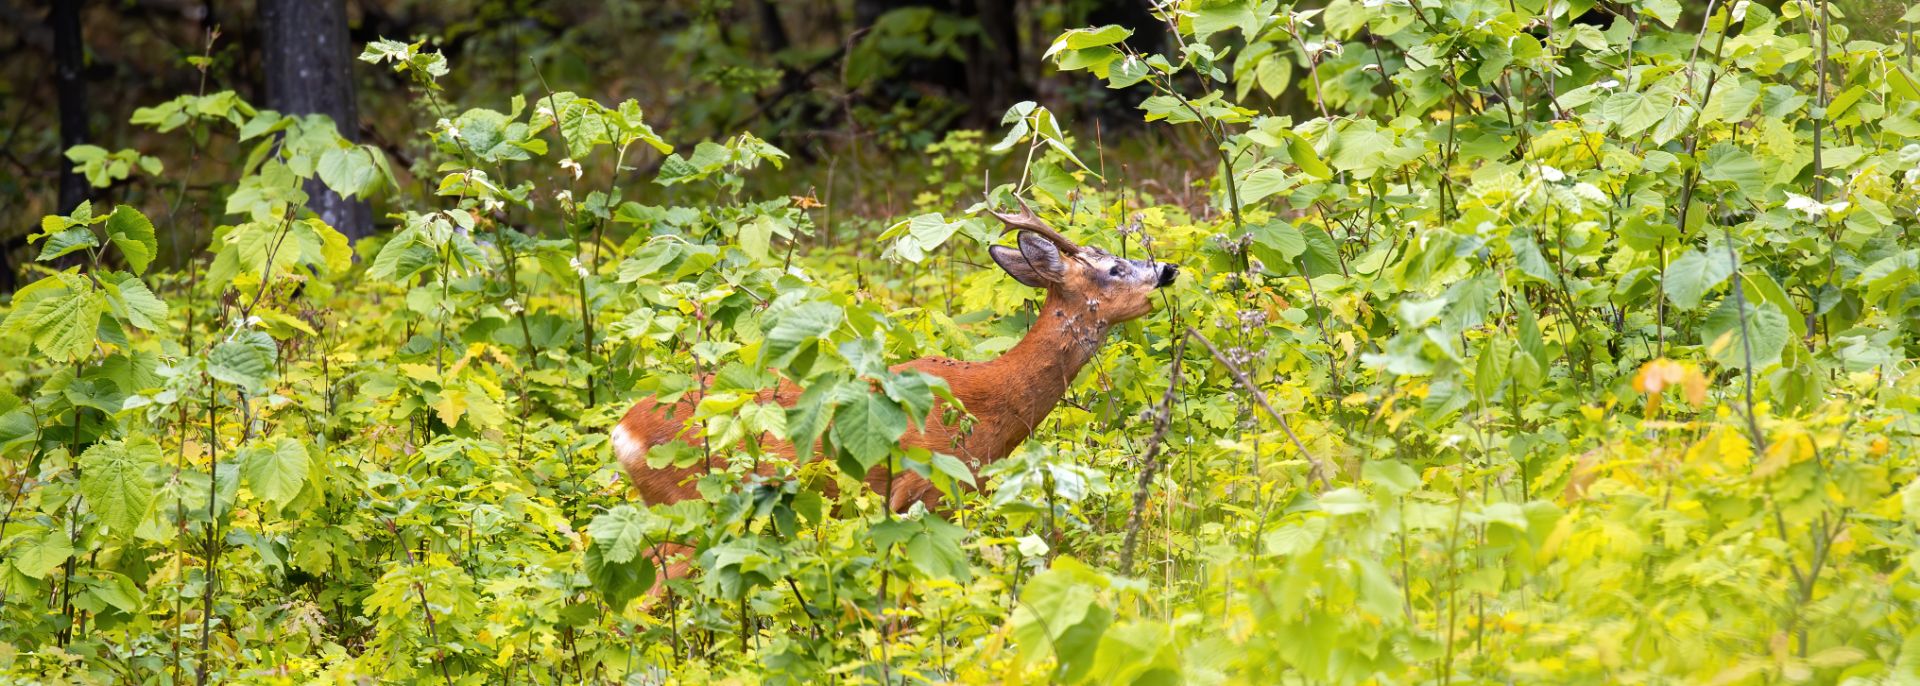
[2,1,1919,684]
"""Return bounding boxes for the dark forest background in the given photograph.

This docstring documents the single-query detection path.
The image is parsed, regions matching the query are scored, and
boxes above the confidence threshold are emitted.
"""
[0,0,1906,292]
[0,0,1219,291]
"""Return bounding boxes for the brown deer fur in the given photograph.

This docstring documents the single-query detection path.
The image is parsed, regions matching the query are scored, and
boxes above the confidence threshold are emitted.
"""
[609,203,1177,577]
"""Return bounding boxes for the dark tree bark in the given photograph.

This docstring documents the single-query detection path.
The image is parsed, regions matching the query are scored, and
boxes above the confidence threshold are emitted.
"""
[1086,0,1168,130]
[958,0,1031,128]
[260,0,372,240]
[51,0,88,213]
[854,0,1027,129]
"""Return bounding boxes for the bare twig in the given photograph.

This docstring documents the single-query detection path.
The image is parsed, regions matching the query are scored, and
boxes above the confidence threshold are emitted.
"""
[383,519,455,686]
[1187,327,1330,488]
[1119,334,1187,576]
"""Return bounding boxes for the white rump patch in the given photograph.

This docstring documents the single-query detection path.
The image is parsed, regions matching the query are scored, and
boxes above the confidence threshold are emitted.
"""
[610,424,644,466]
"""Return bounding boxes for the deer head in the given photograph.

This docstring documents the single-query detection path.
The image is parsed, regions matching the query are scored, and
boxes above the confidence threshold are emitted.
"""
[986,200,1178,325]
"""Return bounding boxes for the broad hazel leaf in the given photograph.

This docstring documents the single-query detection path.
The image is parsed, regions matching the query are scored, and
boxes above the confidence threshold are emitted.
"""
[224,220,302,282]
[106,205,157,274]
[316,146,379,200]
[907,214,963,255]
[208,330,278,390]
[1253,220,1308,261]
[1046,25,1133,60]
[106,274,168,332]
[831,391,908,477]
[1505,232,1562,287]
[368,229,435,282]
[1701,299,1790,371]
[79,435,162,538]
[1362,459,1420,495]
[35,227,100,263]
[760,301,843,368]
[786,378,844,461]
[293,218,353,276]
[738,214,775,262]
[1263,517,1328,556]
[1327,120,1394,173]
[587,505,664,564]
[1701,142,1765,192]
[241,436,310,509]
[1010,557,1112,682]
[12,529,74,580]
[1663,248,1734,311]
[1288,132,1332,179]
[0,274,105,362]
[584,542,655,611]
[904,515,972,581]
[1601,91,1663,137]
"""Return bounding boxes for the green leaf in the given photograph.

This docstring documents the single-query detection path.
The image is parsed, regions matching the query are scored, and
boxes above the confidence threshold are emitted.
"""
[1191,0,1261,40]
[1253,220,1308,261]
[1640,0,1682,27]
[1743,269,1806,338]
[587,505,663,564]
[760,301,843,368]
[0,408,34,459]
[368,232,435,282]
[1288,133,1332,179]
[1701,299,1791,370]
[926,451,977,497]
[739,215,775,262]
[208,330,278,390]
[1363,459,1420,495]
[1663,247,1735,311]
[1602,91,1665,138]
[241,436,310,508]
[785,379,844,462]
[1506,232,1562,287]
[106,205,157,274]
[79,435,162,538]
[831,391,908,476]
[1263,517,1328,556]
[106,274,168,332]
[317,146,380,200]
[584,543,655,611]
[12,529,74,580]
[1236,168,1294,205]
[36,227,100,262]
[1327,120,1394,173]
[0,274,104,362]
[293,218,354,275]
[1010,557,1112,682]
[1317,488,1374,515]
[1701,143,1765,191]
[903,515,972,581]
[1046,25,1133,59]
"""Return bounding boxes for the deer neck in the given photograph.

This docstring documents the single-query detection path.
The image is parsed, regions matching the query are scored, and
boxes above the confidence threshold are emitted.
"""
[979,289,1110,428]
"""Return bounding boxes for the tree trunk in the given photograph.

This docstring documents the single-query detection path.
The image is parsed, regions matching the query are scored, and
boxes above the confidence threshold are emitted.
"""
[51,0,88,214]
[259,0,372,240]
[958,0,1031,128]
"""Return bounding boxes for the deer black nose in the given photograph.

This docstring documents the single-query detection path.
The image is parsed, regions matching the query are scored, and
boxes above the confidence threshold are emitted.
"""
[1156,264,1178,288]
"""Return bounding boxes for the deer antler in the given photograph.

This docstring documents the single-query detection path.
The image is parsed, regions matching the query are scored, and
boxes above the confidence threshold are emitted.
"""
[984,197,1083,256]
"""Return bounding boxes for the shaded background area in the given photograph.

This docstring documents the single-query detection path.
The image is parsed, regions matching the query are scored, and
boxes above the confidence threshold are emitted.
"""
[0,0,1907,290]
[0,0,1218,290]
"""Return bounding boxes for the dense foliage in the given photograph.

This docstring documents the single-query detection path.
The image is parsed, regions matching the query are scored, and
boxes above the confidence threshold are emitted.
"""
[4,0,1920,683]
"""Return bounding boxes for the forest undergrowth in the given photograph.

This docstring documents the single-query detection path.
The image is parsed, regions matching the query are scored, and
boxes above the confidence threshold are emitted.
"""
[4,1,1920,684]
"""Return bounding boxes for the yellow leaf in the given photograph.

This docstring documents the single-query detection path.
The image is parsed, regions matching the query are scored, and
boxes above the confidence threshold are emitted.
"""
[399,363,439,383]
[432,388,468,427]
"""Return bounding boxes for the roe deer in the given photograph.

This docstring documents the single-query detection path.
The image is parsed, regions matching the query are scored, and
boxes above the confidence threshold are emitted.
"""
[610,201,1178,515]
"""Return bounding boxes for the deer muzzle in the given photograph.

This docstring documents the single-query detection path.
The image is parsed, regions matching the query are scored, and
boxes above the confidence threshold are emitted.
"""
[1156,263,1179,288]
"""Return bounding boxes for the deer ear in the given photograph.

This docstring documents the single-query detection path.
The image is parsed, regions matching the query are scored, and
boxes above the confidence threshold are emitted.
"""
[991,234,1067,287]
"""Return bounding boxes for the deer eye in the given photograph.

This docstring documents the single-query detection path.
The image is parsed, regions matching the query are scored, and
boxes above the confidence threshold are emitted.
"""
[1108,265,1123,277]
